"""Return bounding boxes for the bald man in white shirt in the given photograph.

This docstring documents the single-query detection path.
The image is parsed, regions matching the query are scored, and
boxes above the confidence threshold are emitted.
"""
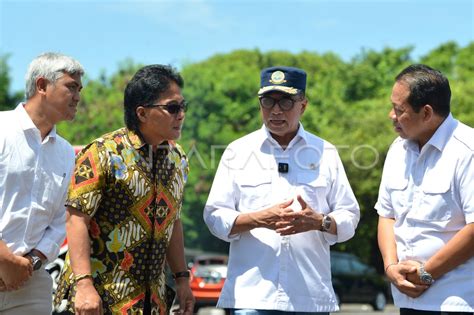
[376,64,473,315]
[0,52,83,315]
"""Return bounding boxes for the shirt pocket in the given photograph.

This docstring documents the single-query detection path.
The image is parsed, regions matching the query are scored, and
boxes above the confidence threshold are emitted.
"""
[237,173,272,211]
[41,171,66,213]
[414,178,452,221]
[297,172,328,212]
[386,177,409,220]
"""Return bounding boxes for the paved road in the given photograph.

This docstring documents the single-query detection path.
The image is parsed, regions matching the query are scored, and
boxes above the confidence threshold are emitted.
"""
[335,304,398,314]
[197,304,399,315]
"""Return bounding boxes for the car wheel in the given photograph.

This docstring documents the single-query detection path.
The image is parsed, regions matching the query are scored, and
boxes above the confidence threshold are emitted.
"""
[371,291,386,311]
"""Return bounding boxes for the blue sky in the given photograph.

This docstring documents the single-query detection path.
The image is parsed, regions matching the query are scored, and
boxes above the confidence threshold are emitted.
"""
[1,0,473,94]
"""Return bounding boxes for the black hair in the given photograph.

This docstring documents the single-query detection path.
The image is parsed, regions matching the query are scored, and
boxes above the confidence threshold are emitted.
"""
[295,91,306,99]
[395,64,451,117]
[124,64,184,132]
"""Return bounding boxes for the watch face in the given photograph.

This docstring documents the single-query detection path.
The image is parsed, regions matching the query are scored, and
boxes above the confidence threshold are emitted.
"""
[31,256,42,271]
[420,273,433,284]
[323,216,331,230]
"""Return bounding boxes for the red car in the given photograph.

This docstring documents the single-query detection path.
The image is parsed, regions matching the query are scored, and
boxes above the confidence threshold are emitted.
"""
[189,254,228,310]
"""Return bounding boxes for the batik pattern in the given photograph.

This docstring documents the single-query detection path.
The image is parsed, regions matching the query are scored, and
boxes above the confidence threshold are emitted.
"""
[53,128,189,315]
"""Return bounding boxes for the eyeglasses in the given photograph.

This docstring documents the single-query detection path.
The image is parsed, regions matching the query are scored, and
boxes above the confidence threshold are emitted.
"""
[145,101,188,115]
[259,96,300,111]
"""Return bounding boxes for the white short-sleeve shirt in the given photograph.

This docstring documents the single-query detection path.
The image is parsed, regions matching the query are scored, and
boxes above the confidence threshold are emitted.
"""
[375,114,474,312]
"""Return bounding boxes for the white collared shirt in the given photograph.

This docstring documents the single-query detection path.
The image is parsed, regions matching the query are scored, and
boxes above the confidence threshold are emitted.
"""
[376,114,474,312]
[0,104,74,261]
[204,124,360,312]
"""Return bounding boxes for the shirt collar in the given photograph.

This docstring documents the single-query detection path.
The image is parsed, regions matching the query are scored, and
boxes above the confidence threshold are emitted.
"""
[296,123,308,144]
[403,114,456,152]
[126,128,147,150]
[15,103,57,140]
[259,122,307,148]
[426,113,456,152]
[15,103,37,131]
[47,125,58,140]
[125,128,172,151]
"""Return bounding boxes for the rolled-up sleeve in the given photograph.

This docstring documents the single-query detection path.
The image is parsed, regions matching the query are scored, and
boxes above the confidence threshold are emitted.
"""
[35,191,66,261]
[204,147,241,242]
[324,152,360,244]
[36,151,74,262]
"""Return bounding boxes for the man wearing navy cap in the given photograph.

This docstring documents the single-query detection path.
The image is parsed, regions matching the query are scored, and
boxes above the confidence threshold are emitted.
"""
[204,66,360,314]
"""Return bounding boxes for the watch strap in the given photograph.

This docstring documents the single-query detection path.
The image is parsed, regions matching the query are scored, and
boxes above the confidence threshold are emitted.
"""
[173,270,190,279]
[419,263,434,284]
[26,253,43,271]
[320,215,332,232]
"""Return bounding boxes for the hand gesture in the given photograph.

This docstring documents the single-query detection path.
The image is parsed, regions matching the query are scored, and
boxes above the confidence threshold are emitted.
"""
[385,262,429,298]
[399,260,433,286]
[252,199,295,230]
[276,195,320,235]
[0,254,33,291]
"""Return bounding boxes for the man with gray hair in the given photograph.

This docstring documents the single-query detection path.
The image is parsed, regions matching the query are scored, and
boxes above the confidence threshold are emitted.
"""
[0,52,84,314]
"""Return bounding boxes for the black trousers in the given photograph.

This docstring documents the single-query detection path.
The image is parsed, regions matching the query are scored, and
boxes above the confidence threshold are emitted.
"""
[400,308,474,315]
[144,289,151,315]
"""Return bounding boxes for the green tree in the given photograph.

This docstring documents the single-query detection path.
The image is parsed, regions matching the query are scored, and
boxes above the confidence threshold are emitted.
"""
[179,42,473,270]
[420,41,459,77]
[451,43,474,126]
[3,42,471,269]
[0,54,23,110]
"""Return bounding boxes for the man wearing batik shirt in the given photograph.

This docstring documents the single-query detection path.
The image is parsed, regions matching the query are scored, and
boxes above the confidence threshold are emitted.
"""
[54,65,194,315]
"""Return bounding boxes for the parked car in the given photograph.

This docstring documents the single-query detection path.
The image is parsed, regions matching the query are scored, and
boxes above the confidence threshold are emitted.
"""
[50,246,222,313]
[330,251,390,310]
[188,254,228,310]
[49,242,388,312]
[185,251,390,312]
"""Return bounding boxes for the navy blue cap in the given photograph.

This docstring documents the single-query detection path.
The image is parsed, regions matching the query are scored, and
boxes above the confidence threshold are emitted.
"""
[258,66,307,95]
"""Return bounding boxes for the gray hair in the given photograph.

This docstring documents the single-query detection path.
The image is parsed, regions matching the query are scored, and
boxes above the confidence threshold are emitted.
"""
[25,52,85,100]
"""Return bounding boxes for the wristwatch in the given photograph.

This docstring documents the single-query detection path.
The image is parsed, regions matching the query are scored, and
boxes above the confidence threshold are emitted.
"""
[320,215,332,232]
[418,263,434,284]
[173,270,190,279]
[26,253,43,271]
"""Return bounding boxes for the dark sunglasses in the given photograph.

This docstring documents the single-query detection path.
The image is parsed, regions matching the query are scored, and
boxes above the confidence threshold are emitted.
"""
[259,96,300,111]
[145,101,188,114]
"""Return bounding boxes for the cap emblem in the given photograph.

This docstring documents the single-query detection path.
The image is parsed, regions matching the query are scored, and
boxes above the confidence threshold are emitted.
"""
[269,71,286,84]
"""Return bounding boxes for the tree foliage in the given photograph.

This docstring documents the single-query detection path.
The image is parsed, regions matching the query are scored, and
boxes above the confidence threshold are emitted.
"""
[1,43,472,271]
[0,54,23,110]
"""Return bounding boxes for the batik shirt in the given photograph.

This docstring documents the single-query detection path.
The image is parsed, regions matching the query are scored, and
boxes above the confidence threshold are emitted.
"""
[54,127,189,315]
